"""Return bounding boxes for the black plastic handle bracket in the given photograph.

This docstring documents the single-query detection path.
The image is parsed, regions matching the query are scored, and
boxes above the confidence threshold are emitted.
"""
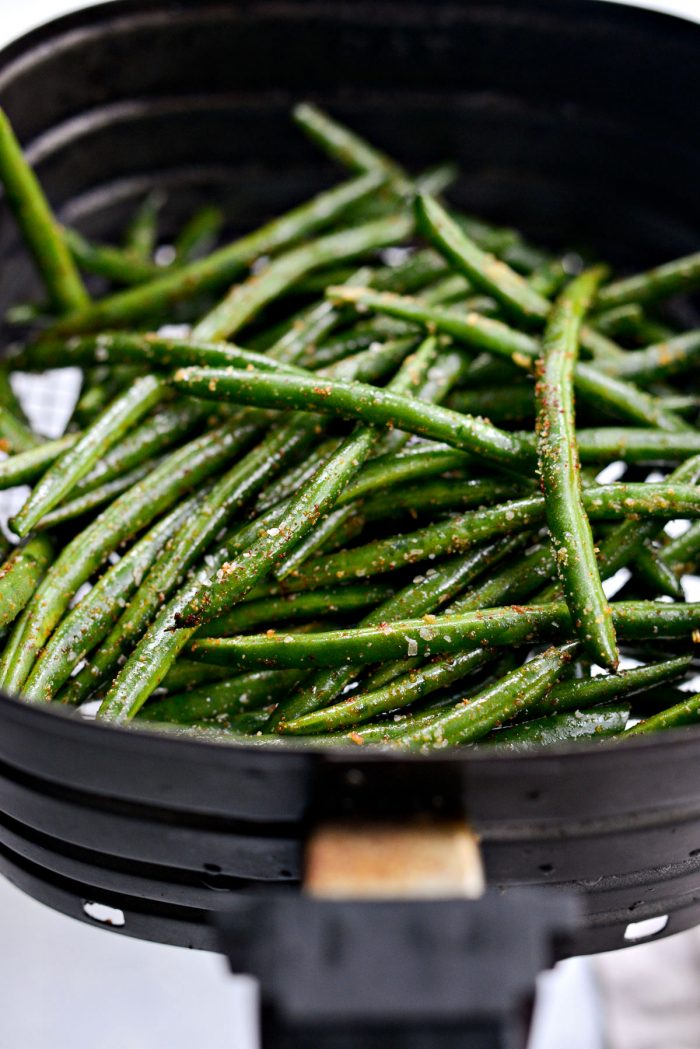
[217,888,579,1049]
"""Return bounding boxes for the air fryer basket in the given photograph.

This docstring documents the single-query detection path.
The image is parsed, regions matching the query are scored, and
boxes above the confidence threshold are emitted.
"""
[1,0,700,959]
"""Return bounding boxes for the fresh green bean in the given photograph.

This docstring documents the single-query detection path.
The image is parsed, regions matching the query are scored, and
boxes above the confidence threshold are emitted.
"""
[61,417,325,705]
[11,374,164,537]
[633,542,684,599]
[661,521,700,577]
[599,330,700,385]
[159,660,234,694]
[570,428,700,463]
[0,366,29,425]
[124,192,162,261]
[71,399,211,496]
[0,108,89,312]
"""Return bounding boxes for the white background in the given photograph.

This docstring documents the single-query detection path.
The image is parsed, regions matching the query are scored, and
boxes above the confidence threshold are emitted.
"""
[1,2,700,1048]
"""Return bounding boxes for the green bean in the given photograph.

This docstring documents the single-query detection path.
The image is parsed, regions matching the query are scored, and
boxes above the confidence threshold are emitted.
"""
[159,659,234,694]
[171,366,535,468]
[138,668,302,725]
[336,445,473,505]
[531,656,692,717]
[94,336,432,718]
[0,535,53,629]
[625,691,700,735]
[597,252,700,310]
[536,267,617,667]
[64,228,162,285]
[20,330,314,375]
[62,413,329,705]
[190,600,700,672]
[416,193,550,325]
[290,643,578,740]
[273,505,359,580]
[192,213,413,341]
[0,434,79,489]
[0,415,263,694]
[571,428,700,463]
[292,107,533,272]
[0,406,42,453]
[278,483,700,591]
[661,521,700,577]
[485,704,630,749]
[195,584,393,639]
[358,477,522,522]
[122,194,161,260]
[22,499,195,703]
[329,285,540,360]
[0,109,89,312]
[35,459,161,530]
[593,304,662,342]
[599,330,700,385]
[274,267,374,367]
[71,399,210,496]
[293,102,410,189]
[331,288,689,431]
[448,385,535,424]
[0,366,29,425]
[174,206,224,262]
[267,535,526,730]
[633,543,684,599]
[96,426,381,721]
[11,375,164,537]
[45,171,385,336]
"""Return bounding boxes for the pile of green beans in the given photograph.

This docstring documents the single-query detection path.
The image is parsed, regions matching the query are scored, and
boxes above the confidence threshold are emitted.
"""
[1,102,700,751]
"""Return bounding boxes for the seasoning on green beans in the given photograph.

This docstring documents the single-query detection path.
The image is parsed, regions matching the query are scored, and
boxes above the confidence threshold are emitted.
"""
[2,101,700,751]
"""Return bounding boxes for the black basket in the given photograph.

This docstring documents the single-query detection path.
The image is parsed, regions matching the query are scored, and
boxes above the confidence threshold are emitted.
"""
[1,0,700,962]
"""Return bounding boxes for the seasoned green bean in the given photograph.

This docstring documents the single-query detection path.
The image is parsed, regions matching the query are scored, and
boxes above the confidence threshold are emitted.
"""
[45,171,385,336]
[0,109,89,312]
[0,535,53,629]
[11,374,164,537]
[190,601,700,672]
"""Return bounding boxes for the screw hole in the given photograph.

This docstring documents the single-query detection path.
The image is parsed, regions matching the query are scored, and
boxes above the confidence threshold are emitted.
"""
[527,789,542,801]
[539,863,554,874]
[624,915,668,942]
[279,869,292,878]
[203,863,222,873]
[83,901,125,927]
